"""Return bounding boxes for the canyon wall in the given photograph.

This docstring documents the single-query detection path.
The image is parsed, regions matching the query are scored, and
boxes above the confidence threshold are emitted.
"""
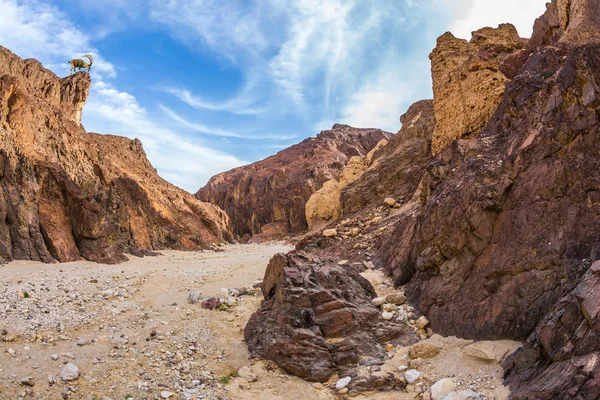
[0,46,231,264]
[196,125,391,240]
[245,1,600,398]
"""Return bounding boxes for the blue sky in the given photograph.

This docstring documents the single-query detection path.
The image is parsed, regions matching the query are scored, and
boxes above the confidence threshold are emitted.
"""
[0,0,547,191]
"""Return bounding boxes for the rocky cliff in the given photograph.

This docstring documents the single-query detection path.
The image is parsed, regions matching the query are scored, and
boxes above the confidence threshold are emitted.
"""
[245,1,600,398]
[196,125,391,240]
[0,46,231,264]
[429,24,526,154]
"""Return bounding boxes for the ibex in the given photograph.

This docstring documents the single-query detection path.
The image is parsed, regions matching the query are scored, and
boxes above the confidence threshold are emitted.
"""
[69,54,93,74]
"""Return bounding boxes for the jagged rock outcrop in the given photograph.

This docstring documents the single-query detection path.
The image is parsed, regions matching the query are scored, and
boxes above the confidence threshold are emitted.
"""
[503,261,600,399]
[430,24,526,154]
[0,46,231,264]
[530,0,600,47]
[390,41,600,342]
[196,125,391,240]
[244,252,418,384]
[305,139,388,231]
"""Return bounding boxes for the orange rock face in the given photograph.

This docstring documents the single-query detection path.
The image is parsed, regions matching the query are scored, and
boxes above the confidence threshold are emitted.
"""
[0,46,231,264]
[429,24,526,154]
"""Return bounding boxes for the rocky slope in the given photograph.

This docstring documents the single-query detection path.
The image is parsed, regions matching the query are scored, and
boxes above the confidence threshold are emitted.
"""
[244,1,600,399]
[196,125,391,241]
[0,46,231,264]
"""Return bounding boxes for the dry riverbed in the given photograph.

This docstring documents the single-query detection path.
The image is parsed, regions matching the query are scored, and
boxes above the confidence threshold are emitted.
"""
[0,244,517,400]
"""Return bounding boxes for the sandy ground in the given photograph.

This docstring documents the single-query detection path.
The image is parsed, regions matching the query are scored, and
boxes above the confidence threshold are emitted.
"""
[0,244,337,400]
[0,244,517,400]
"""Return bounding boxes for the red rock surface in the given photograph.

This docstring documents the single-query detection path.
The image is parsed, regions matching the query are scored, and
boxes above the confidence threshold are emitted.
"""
[503,261,600,399]
[195,125,391,241]
[244,252,417,385]
[0,46,232,264]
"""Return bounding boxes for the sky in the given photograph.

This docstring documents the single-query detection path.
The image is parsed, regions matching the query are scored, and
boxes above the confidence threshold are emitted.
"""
[0,0,548,192]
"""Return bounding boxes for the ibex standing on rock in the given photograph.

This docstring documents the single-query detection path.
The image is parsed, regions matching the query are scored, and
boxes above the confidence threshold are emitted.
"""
[69,54,93,74]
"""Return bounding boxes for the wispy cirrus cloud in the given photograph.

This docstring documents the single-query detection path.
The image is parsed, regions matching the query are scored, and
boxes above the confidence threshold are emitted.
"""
[160,87,266,115]
[149,0,445,132]
[159,105,296,140]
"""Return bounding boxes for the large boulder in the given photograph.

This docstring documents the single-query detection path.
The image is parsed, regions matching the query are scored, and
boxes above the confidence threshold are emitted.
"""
[305,139,389,231]
[244,252,418,383]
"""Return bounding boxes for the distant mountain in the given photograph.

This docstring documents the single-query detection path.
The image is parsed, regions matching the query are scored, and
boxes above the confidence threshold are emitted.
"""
[196,124,391,241]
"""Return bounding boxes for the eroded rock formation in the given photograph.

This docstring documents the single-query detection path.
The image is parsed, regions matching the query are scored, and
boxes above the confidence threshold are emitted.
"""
[244,252,418,384]
[305,139,389,231]
[0,46,231,264]
[430,24,526,154]
[503,261,600,399]
[196,125,391,240]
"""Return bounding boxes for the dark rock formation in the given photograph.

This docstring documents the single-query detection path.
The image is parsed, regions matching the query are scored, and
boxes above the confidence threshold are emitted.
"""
[395,42,600,341]
[196,125,391,240]
[0,46,232,264]
[244,252,418,384]
[503,261,600,399]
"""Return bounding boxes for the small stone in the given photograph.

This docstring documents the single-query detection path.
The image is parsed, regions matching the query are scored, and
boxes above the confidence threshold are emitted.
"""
[323,229,337,237]
[201,297,221,310]
[404,369,421,384]
[350,228,361,237]
[382,303,397,312]
[7,347,16,357]
[60,363,80,381]
[51,354,59,361]
[415,316,429,329]
[398,365,408,372]
[386,293,407,305]
[439,389,483,400]
[431,378,458,400]
[161,391,174,399]
[187,290,202,304]
[384,198,397,207]
[336,376,352,390]
[381,311,394,320]
[591,261,600,275]
[312,382,325,390]
[409,343,440,359]
[238,366,257,382]
[19,376,34,386]
[338,388,349,394]
[371,297,386,307]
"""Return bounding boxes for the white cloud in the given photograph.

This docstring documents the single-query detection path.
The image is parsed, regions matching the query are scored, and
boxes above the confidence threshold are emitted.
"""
[449,0,548,39]
[85,86,246,190]
[159,105,296,141]
[160,87,265,115]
